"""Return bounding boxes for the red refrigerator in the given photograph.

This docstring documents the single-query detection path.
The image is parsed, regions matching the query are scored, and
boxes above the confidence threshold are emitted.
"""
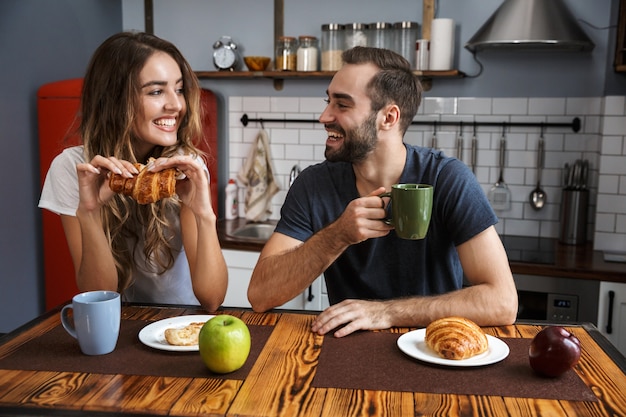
[37,79,219,310]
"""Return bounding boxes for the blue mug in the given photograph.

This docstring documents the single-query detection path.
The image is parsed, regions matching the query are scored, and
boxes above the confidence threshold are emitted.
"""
[61,290,121,355]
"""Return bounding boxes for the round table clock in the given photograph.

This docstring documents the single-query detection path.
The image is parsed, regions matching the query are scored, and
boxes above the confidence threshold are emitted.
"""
[212,36,240,71]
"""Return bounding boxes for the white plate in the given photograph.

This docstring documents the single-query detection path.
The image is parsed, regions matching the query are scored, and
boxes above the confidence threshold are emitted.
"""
[138,315,214,352]
[397,328,510,367]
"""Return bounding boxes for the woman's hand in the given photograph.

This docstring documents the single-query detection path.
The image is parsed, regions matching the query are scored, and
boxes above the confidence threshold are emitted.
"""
[76,156,137,212]
[147,155,214,219]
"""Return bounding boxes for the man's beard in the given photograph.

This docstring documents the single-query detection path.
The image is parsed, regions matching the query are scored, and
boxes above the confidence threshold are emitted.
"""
[325,112,378,163]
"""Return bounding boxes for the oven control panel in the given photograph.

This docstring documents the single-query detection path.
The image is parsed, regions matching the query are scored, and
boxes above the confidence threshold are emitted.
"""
[546,293,579,322]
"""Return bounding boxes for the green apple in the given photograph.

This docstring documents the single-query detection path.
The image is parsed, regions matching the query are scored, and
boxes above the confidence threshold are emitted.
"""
[199,315,251,374]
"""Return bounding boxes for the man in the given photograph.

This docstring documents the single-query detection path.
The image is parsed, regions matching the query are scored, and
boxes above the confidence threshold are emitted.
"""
[247,46,518,337]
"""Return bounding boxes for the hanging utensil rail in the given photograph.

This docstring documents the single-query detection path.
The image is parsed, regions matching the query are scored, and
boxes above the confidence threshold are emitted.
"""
[240,114,581,132]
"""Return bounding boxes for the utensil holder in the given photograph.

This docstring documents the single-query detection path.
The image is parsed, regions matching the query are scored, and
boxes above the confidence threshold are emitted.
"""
[559,189,588,245]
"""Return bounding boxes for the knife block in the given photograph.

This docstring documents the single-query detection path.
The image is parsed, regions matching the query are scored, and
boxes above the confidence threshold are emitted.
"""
[559,189,589,245]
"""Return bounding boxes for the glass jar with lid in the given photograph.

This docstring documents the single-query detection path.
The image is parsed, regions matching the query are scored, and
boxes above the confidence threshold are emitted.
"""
[297,35,319,71]
[393,21,419,67]
[367,22,393,50]
[344,22,368,49]
[321,23,345,71]
[275,36,297,71]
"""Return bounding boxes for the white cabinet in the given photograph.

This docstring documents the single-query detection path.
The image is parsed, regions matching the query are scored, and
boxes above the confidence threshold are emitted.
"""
[222,249,328,311]
[597,281,626,357]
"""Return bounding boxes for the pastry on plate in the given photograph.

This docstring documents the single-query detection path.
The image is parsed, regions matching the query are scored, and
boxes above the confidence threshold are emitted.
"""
[425,316,488,360]
[164,322,205,346]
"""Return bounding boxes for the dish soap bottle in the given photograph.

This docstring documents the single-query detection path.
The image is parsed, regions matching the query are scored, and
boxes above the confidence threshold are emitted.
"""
[224,179,238,220]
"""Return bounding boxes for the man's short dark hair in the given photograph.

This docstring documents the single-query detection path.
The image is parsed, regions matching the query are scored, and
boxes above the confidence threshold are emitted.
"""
[342,47,422,134]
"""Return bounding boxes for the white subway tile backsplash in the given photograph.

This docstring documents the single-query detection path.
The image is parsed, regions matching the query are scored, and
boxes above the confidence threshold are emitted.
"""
[299,97,326,113]
[242,97,271,112]
[270,97,300,112]
[597,194,626,214]
[602,115,626,136]
[582,115,600,134]
[423,97,458,115]
[493,98,528,115]
[457,98,491,115]
[529,98,566,115]
[285,144,315,160]
[268,128,300,144]
[505,219,540,236]
[593,232,626,252]
[602,136,624,155]
[596,213,616,232]
[620,177,626,195]
[617,215,626,233]
[604,96,626,116]
[566,97,602,116]
[230,95,626,250]
[598,175,619,194]
[600,155,626,175]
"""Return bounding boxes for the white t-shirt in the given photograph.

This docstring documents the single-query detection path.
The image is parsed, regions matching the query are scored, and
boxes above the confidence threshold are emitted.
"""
[39,146,208,305]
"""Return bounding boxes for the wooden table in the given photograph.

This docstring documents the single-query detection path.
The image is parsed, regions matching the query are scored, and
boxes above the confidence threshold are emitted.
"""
[0,304,624,417]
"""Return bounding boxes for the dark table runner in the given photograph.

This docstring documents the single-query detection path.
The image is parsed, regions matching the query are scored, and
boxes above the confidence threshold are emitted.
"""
[312,331,597,402]
[0,319,273,380]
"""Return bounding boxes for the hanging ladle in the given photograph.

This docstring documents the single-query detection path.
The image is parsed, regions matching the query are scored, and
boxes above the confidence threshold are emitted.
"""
[529,128,547,210]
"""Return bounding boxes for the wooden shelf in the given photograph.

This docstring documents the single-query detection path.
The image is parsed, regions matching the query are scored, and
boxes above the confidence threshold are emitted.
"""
[615,0,626,72]
[195,69,465,91]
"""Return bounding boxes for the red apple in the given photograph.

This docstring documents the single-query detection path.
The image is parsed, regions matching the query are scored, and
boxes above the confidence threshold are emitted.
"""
[528,326,581,377]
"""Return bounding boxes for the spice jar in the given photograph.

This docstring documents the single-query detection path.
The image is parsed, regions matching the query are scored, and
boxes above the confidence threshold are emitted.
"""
[275,36,297,71]
[344,22,368,49]
[321,23,345,71]
[297,35,319,71]
[393,21,419,67]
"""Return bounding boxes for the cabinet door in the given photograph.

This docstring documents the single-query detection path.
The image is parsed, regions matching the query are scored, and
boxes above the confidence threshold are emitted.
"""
[222,249,304,310]
[302,276,330,311]
[597,281,626,356]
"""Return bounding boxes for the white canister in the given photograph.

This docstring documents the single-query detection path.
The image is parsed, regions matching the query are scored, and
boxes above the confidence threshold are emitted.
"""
[429,18,455,71]
[224,179,238,220]
[415,39,430,71]
[297,36,319,71]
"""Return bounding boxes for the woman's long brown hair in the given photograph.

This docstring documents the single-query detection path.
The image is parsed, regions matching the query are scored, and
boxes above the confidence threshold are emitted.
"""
[79,32,205,293]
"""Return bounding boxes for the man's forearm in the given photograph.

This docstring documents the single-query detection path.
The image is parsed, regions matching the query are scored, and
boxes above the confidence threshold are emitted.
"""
[385,282,517,328]
[248,221,351,312]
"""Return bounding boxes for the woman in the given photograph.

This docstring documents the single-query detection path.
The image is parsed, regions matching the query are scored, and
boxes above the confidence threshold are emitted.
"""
[39,32,227,311]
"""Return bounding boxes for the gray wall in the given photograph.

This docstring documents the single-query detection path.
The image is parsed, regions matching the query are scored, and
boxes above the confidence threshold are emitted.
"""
[1,0,624,333]
[132,0,622,98]
[0,0,122,333]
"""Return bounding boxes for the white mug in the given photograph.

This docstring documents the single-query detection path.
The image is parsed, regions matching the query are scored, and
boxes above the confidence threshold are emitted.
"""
[60,290,121,355]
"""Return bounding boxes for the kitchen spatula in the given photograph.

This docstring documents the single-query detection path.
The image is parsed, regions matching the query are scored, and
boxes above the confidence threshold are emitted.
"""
[488,137,511,210]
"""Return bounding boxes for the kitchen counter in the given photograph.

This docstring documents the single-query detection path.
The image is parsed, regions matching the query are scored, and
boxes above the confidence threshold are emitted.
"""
[217,219,626,283]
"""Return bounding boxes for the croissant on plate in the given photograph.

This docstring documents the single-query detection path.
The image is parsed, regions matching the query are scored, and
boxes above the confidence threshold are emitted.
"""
[109,159,177,204]
[425,316,489,360]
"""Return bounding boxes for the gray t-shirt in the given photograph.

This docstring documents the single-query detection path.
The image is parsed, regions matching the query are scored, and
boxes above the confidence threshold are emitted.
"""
[275,144,498,305]
[39,146,205,305]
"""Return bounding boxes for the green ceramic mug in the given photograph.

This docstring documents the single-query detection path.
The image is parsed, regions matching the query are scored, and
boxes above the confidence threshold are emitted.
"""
[379,184,433,240]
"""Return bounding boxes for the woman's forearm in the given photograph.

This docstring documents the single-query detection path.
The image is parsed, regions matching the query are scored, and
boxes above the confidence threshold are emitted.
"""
[75,208,119,292]
[187,213,228,311]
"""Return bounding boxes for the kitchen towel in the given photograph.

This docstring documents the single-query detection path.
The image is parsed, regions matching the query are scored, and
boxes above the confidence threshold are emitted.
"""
[238,129,280,222]
[429,18,455,70]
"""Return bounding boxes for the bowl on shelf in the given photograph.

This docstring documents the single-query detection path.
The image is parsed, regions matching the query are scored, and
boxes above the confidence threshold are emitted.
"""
[244,56,271,71]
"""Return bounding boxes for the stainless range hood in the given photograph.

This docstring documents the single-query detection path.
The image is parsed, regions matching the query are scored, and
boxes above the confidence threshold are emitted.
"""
[465,0,595,52]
